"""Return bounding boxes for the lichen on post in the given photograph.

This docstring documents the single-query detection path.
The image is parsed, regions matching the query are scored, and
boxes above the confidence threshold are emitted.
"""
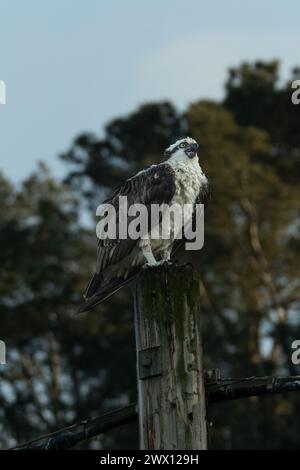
[134,263,207,450]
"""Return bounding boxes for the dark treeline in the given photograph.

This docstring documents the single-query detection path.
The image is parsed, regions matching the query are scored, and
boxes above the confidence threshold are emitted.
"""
[0,60,299,449]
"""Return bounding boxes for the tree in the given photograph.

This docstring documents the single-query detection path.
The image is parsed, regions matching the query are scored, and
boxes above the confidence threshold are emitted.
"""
[225,60,300,183]
[0,60,299,449]
[59,61,300,449]
[0,166,137,449]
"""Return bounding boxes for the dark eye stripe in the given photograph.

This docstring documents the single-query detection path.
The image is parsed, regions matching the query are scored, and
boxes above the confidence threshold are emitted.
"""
[167,141,188,155]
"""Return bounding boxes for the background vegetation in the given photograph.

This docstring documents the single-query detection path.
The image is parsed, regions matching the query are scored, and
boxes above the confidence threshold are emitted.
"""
[0,60,299,449]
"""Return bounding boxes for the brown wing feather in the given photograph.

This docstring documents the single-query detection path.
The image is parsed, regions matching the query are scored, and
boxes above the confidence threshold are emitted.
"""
[83,163,176,301]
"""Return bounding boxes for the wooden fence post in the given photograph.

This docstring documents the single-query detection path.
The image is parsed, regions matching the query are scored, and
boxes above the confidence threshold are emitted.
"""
[134,264,207,450]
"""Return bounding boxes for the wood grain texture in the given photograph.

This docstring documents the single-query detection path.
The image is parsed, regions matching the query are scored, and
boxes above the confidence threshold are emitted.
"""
[134,264,207,450]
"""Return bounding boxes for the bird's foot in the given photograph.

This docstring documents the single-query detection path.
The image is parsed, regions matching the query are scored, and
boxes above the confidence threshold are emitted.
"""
[143,259,172,269]
[142,259,165,269]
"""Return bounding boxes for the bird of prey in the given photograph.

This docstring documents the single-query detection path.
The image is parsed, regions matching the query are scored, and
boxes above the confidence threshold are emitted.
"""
[78,137,210,313]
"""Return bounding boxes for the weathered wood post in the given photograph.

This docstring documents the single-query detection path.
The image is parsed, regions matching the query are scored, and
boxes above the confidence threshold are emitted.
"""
[134,264,207,450]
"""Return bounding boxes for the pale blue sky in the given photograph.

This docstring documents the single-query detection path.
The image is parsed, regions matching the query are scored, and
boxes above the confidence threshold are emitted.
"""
[0,0,299,182]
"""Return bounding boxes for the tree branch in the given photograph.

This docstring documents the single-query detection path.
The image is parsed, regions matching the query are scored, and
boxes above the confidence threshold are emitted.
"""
[241,196,287,323]
[206,375,300,403]
[11,403,137,450]
[10,375,300,450]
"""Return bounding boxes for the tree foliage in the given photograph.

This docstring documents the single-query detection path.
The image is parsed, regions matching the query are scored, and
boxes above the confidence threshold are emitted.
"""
[0,61,299,449]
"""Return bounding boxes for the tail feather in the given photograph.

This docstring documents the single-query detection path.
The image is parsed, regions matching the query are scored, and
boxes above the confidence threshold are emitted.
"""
[84,272,103,299]
[77,269,140,314]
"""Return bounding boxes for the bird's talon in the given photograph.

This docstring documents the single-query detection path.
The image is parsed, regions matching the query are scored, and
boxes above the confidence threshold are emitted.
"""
[143,260,166,269]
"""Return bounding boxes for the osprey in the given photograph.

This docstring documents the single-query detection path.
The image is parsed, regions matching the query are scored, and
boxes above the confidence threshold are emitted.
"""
[78,137,210,313]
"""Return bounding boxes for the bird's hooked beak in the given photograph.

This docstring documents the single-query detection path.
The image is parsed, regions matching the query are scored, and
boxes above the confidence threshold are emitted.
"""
[185,142,199,159]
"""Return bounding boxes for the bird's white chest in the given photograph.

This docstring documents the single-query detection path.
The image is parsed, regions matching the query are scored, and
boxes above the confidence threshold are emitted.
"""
[150,160,207,253]
[171,161,205,206]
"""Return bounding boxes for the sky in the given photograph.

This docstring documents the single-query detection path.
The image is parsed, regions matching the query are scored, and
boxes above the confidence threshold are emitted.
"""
[0,0,299,182]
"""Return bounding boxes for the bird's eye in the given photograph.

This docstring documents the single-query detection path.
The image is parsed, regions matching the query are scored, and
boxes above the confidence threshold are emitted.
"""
[179,142,187,148]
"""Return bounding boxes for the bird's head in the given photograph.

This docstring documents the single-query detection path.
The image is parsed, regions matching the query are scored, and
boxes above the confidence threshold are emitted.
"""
[164,137,199,162]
